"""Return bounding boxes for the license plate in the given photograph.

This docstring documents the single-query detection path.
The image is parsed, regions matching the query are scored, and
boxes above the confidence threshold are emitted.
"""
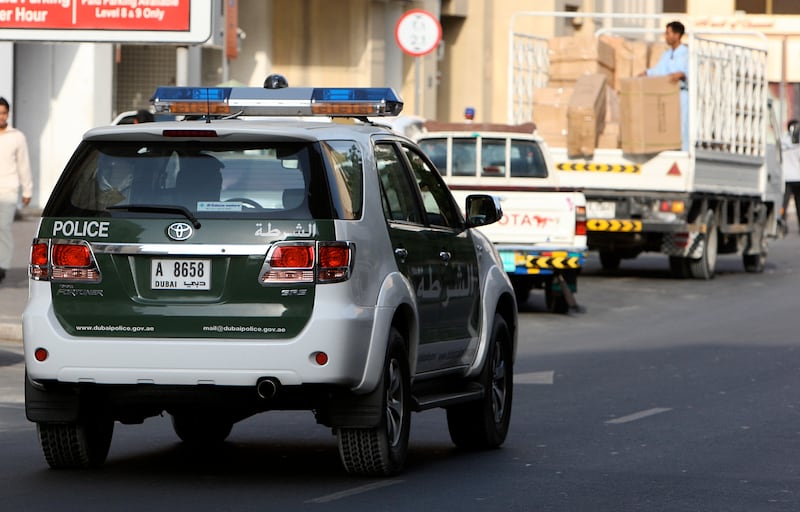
[151,259,211,290]
[586,201,616,219]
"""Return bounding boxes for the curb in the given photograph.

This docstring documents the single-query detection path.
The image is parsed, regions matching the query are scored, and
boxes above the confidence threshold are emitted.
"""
[0,323,22,343]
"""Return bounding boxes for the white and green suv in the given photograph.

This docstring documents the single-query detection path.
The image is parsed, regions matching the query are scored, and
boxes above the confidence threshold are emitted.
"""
[23,85,517,476]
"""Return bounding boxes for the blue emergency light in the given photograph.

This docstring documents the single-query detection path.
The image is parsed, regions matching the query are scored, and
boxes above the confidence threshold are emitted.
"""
[151,86,404,117]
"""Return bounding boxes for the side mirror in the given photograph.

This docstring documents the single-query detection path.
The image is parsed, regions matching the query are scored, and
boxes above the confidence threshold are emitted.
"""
[465,194,503,228]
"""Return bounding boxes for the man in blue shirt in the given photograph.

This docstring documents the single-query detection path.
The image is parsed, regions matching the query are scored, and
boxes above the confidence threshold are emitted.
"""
[645,21,689,151]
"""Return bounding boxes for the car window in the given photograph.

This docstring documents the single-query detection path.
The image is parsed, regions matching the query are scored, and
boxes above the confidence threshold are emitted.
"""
[418,137,448,173]
[375,143,422,224]
[452,139,477,176]
[45,141,327,220]
[510,139,548,178]
[481,138,507,176]
[320,140,363,220]
[402,144,462,229]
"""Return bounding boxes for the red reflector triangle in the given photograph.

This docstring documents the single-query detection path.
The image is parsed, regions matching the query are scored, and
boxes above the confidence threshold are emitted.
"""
[667,162,681,176]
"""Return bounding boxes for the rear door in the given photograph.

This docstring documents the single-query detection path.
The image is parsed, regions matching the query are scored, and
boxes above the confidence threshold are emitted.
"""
[39,138,338,340]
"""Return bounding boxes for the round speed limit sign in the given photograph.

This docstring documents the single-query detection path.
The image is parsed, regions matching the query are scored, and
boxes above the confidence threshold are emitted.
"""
[395,9,442,57]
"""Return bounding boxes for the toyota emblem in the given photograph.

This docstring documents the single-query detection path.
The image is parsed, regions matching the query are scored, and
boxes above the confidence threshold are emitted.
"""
[167,222,194,241]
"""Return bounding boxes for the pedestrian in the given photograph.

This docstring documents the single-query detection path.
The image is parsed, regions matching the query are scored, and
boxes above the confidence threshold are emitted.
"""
[0,96,32,284]
[642,21,689,151]
[781,119,800,233]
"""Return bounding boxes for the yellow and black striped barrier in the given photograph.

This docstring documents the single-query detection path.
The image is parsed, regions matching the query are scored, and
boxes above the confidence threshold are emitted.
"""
[586,219,643,232]
[517,254,582,270]
[557,162,641,174]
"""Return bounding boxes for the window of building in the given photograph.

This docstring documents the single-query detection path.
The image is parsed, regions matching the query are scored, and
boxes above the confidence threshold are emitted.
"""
[736,0,800,13]
[663,0,687,12]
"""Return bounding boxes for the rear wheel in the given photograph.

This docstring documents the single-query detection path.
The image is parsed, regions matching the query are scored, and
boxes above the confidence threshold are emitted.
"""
[669,256,691,279]
[743,252,766,273]
[689,210,718,280]
[37,416,114,469]
[171,413,233,445]
[446,314,513,449]
[337,328,411,476]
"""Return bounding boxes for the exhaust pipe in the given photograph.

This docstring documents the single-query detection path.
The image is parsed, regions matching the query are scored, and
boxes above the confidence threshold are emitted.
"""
[256,377,279,399]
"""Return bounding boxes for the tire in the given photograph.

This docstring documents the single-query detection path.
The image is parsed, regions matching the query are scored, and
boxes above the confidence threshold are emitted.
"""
[689,210,718,280]
[337,327,411,476]
[544,285,569,314]
[599,251,622,270]
[446,314,513,449]
[743,252,766,273]
[171,414,233,444]
[668,256,691,279]
[37,417,114,469]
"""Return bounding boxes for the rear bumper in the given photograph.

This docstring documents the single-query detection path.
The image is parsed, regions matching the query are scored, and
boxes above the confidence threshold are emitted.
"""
[23,281,379,391]
[496,245,586,275]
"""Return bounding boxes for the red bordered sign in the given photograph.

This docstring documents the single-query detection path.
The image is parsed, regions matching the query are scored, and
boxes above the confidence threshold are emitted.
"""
[394,9,442,57]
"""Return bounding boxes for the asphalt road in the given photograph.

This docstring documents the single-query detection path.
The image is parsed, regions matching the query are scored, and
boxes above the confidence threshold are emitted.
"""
[0,229,798,510]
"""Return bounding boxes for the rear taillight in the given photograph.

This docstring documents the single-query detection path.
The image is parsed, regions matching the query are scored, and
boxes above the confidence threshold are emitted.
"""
[318,242,353,283]
[259,241,354,285]
[29,239,101,283]
[575,205,587,236]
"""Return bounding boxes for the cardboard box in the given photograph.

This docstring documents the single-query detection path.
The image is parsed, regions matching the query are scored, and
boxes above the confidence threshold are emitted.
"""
[548,36,615,84]
[648,42,670,69]
[567,74,607,157]
[537,130,568,148]
[532,87,573,133]
[600,35,648,90]
[597,123,620,149]
[548,36,616,68]
[619,76,681,154]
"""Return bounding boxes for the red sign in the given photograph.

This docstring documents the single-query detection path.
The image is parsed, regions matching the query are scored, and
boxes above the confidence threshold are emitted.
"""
[0,1,190,31]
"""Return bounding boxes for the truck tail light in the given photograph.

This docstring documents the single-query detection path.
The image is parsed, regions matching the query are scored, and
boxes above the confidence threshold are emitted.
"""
[29,239,101,283]
[575,205,587,236]
[259,241,354,285]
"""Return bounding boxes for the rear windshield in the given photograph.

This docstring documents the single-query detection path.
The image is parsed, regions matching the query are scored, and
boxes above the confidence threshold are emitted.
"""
[419,137,548,178]
[44,140,364,220]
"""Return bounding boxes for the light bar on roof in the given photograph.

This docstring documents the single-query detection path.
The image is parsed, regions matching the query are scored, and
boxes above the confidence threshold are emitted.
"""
[151,86,404,117]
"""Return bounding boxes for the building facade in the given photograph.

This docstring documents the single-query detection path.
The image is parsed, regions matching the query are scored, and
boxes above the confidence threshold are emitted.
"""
[2,0,800,207]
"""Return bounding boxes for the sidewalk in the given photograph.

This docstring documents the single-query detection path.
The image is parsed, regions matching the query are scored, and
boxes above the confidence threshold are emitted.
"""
[0,209,39,343]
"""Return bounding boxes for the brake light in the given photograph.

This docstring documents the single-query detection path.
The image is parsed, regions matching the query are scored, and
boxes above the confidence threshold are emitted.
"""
[271,246,314,268]
[318,242,353,283]
[575,205,587,236]
[162,129,219,137]
[259,241,354,285]
[52,244,91,267]
[30,241,49,280]
[29,239,101,283]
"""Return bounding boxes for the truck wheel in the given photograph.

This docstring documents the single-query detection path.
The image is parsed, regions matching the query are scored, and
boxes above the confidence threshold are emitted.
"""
[446,314,513,449]
[37,416,114,469]
[669,256,691,279]
[689,210,718,280]
[337,327,411,476]
[743,228,768,273]
[171,414,234,444]
[599,251,621,270]
[743,252,766,273]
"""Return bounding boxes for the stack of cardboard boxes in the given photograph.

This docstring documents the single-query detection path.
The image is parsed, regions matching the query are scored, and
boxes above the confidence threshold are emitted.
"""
[533,34,681,156]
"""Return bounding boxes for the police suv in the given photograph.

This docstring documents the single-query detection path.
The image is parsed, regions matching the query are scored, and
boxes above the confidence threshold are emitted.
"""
[23,84,518,476]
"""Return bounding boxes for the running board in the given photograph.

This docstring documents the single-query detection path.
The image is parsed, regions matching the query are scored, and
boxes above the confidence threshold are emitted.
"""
[412,383,484,411]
